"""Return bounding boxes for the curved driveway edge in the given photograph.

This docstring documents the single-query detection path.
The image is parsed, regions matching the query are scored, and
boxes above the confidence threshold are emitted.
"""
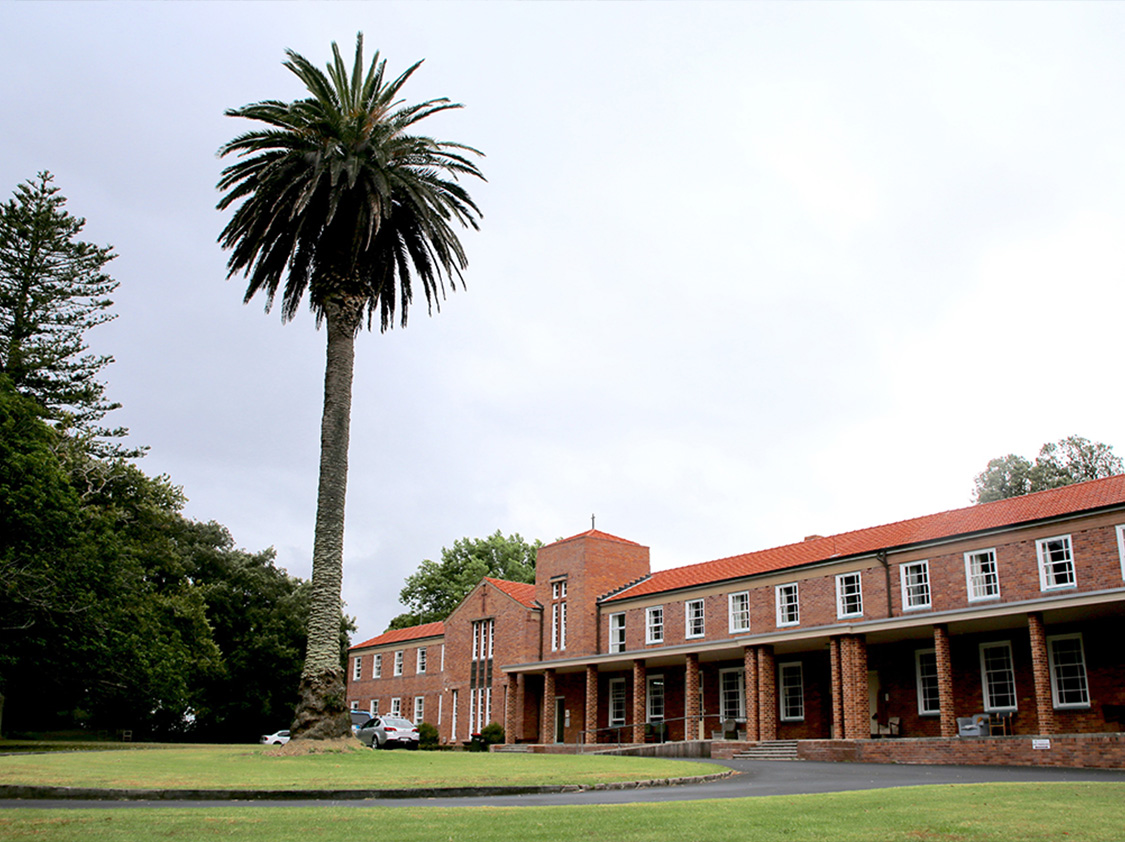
[0,770,734,802]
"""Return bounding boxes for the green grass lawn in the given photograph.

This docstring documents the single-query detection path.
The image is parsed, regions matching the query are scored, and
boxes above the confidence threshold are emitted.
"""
[0,744,716,790]
[2,783,1123,841]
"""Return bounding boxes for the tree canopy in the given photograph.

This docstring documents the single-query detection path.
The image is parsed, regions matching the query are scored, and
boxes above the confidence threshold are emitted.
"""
[216,34,483,739]
[0,173,136,457]
[388,531,542,630]
[972,435,1123,503]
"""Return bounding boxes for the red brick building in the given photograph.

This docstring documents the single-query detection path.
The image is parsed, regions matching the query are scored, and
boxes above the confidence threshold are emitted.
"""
[348,476,1125,759]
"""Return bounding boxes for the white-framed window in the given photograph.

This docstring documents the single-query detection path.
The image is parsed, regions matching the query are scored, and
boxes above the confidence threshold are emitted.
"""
[609,613,626,653]
[370,699,379,715]
[417,647,427,674]
[1117,524,1125,581]
[779,662,804,721]
[915,649,940,716]
[719,667,745,721]
[551,604,559,650]
[391,697,402,717]
[609,677,627,727]
[900,560,932,610]
[685,599,705,639]
[350,699,358,710]
[646,674,665,722]
[353,656,363,681]
[728,591,750,633]
[835,572,863,619]
[472,619,494,661]
[414,696,425,723]
[393,650,404,676]
[1037,535,1076,590]
[1047,633,1090,709]
[646,606,664,644]
[965,549,1000,601]
[775,583,800,627]
[373,653,382,678]
[440,644,445,672]
[551,579,567,599]
[979,642,1017,712]
[451,689,459,741]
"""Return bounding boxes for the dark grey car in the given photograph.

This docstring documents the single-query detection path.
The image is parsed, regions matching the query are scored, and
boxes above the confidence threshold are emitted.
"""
[356,716,420,749]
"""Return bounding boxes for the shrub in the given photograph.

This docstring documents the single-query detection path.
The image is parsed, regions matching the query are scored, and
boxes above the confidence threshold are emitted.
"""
[417,721,439,750]
[480,722,505,746]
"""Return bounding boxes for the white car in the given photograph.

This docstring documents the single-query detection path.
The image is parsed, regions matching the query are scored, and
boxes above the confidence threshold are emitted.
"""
[260,729,291,745]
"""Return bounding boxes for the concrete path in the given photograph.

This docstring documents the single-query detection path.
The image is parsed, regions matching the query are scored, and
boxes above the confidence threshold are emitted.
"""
[4,758,1124,809]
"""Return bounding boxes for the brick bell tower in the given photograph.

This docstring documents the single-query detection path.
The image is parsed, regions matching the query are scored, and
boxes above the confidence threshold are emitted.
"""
[535,527,650,660]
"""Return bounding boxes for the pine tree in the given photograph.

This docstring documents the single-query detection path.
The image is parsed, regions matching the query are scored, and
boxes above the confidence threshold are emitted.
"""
[0,172,136,456]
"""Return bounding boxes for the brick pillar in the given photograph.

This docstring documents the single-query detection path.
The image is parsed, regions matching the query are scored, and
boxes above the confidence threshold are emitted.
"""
[933,624,957,738]
[829,637,844,740]
[743,646,760,741]
[685,653,700,741]
[632,659,647,744]
[1028,612,1055,735]
[541,668,556,744]
[505,673,518,744]
[585,665,598,745]
[757,645,776,741]
[841,635,868,740]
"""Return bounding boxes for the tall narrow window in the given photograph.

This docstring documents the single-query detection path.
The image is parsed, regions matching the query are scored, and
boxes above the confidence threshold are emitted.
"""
[451,689,459,741]
[775,583,800,627]
[901,560,931,610]
[370,699,379,715]
[1117,524,1125,580]
[609,613,626,653]
[353,656,363,681]
[915,649,940,716]
[965,549,1000,601]
[835,572,863,618]
[979,642,1017,711]
[685,599,705,639]
[393,650,404,676]
[391,697,402,717]
[608,678,627,727]
[646,606,664,644]
[417,647,427,674]
[646,675,665,722]
[728,591,750,633]
[414,696,425,723]
[550,578,567,652]
[719,668,745,721]
[779,662,804,721]
[373,653,382,678]
[1037,536,1076,590]
[1047,634,1090,709]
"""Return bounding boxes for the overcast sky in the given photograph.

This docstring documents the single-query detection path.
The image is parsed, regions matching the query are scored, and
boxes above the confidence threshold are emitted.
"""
[4,2,1124,644]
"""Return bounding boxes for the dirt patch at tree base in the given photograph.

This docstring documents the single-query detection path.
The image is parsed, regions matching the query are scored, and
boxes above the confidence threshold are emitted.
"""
[264,736,367,757]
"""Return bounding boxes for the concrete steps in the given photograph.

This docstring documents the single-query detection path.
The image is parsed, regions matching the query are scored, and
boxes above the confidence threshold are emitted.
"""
[493,744,533,753]
[733,740,800,761]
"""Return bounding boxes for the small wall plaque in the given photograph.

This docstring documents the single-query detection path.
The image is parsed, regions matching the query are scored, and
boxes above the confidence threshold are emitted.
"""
[1032,739,1051,750]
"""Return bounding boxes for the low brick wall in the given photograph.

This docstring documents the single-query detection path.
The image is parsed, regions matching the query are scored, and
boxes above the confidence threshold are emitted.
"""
[794,734,1125,769]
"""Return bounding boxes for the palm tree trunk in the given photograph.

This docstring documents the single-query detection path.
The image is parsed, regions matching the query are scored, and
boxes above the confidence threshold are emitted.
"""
[290,294,364,740]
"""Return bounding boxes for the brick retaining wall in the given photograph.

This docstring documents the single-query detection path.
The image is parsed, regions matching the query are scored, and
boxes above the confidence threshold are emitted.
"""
[782,734,1125,768]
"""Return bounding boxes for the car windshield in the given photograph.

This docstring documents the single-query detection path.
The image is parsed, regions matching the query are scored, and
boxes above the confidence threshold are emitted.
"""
[383,718,413,728]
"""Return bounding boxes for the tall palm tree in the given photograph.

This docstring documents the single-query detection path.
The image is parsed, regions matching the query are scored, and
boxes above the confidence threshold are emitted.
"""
[216,34,483,739]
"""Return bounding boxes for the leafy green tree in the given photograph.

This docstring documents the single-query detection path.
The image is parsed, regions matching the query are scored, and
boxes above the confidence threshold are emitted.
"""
[216,34,483,739]
[973,436,1123,503]
[0,173,136,457]
[388,531,541,629]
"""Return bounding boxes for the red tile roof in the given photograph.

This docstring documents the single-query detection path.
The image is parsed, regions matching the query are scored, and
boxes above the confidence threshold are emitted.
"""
[350,621,444,651]
[484,577,538,607]
[605,474,1125,602]
[548,529,644,548]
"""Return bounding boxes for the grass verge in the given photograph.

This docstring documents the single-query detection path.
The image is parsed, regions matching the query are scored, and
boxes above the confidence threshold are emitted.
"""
[1,783,1123,841]
[0,744,714,790]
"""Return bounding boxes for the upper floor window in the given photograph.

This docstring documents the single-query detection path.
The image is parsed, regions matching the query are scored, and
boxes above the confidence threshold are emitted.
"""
[551,601,568,651]
[835,572,863,618]
[551,579,568,599]
[728,591,750,634]
[417,647,427,674]
[775,583,800,627]
[779,662,804,721]
[472,619,494,661]
[900,560,931,610]
[373,653,382,678]
[353,656,363,681]
[1047,633,1090,709]
[1037,536,1075,590]
[964,549,1000,601]
[915,649,940,716]
[609,612,626,653]
[979,641,1017,712]
[1117,524,1125,580]
[685,599,705,639]
[393,650,404,676]
[646,606,664,645]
